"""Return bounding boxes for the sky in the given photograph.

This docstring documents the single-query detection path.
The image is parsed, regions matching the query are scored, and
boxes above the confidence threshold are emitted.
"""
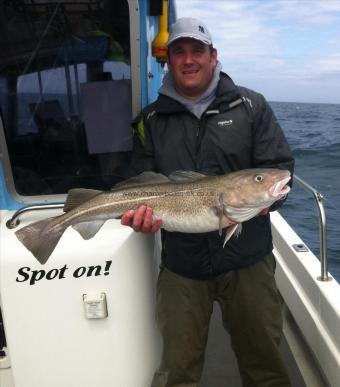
[175,0,340,104]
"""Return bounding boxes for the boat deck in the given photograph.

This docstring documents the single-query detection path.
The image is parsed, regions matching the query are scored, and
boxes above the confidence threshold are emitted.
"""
[200,303,306,386]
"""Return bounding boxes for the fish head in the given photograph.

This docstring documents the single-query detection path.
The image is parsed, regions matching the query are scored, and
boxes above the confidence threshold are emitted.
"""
[219,168,291,221]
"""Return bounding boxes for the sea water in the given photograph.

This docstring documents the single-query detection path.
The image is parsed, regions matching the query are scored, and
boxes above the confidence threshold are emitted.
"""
[270,101,340,282]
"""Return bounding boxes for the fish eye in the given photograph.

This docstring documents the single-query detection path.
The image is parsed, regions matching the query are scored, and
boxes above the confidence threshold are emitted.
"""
[254,174,264,183]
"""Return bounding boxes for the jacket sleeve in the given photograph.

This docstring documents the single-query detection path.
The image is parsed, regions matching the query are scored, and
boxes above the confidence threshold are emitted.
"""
[128,110,156,176]
[251,93,295,211]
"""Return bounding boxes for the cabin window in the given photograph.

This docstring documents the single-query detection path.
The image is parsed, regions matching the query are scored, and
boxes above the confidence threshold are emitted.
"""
[0,0,132,195]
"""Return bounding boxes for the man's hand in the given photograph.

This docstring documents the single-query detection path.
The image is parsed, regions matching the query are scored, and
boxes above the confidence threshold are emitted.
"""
[120,205,162,234]
[258,208,270,216]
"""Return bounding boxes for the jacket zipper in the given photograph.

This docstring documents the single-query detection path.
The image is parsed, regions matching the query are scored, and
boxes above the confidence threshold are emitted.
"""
[196,125,200,137]
[195,117,204,158]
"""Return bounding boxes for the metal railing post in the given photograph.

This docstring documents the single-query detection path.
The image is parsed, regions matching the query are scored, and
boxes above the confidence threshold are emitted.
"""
[293,175,330,281]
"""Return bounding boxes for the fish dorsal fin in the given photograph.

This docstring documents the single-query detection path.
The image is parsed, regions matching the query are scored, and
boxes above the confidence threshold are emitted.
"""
[64,188,102,212]
[168,170,207,183]
[112,172,169,190]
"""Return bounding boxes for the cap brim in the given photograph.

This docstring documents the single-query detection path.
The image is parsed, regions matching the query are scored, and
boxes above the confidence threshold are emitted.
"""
[167,33,212,47]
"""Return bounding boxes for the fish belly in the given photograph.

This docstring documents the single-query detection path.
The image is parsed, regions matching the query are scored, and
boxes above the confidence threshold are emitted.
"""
[154,207,222,233]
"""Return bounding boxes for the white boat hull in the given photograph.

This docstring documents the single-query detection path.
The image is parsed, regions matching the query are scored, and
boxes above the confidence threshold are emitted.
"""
[272,211,340,386]
[0,213,161,387]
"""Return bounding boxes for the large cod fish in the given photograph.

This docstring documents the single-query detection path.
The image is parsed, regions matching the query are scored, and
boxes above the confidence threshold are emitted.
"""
[15,168,291,265]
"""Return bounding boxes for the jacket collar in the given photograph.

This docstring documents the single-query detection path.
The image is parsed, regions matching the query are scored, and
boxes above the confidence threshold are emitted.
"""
[155,72,242,115]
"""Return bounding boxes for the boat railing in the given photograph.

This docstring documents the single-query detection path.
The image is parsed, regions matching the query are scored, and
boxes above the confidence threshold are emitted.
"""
[6,203,64,229]
[292,174,330,282]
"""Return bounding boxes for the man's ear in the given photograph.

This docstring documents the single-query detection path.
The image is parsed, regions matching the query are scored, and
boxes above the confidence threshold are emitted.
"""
[211,48,218,65]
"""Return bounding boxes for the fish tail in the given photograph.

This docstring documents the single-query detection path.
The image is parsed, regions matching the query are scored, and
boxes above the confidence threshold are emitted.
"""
[15,217,65,265]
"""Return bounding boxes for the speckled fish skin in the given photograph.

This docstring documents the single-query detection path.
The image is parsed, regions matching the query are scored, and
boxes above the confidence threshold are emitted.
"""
[15,168,291,264]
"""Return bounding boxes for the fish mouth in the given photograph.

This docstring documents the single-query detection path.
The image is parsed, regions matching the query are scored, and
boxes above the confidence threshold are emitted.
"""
[269,176,291,198]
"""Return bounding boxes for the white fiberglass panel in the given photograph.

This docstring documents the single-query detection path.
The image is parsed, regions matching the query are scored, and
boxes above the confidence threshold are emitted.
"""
[0,211,160,387]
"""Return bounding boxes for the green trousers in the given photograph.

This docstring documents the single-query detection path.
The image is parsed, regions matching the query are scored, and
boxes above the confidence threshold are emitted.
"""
[151,253,291,387]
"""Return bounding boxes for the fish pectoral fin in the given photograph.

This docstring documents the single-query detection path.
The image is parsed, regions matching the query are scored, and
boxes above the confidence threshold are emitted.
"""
[214,194,237,237]
[213,206,224,236]
[64,189,102,212]
[215,193,225,236]
[168,170,207,182]
[72,220,106,240]
[218,209,223,236]
[222,224,242,248]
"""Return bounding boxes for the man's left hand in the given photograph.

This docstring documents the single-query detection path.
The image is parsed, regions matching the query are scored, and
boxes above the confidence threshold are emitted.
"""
[258,208,269,216]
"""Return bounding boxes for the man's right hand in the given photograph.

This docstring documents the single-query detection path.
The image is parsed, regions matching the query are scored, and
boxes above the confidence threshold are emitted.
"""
[120,205,162,234]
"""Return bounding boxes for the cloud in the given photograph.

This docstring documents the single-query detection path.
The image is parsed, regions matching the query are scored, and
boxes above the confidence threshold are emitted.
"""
[313,54,340,74]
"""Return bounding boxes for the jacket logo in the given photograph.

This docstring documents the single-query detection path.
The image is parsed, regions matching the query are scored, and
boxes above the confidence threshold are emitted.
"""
[146,110,156,120]
[217,120,233,127]
[243,97,253,109]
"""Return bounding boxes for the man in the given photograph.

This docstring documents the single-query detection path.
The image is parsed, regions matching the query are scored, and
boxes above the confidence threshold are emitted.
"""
[121,17,294,387]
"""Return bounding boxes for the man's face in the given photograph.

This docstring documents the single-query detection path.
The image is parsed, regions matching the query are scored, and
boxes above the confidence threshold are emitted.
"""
[167,38,218,100]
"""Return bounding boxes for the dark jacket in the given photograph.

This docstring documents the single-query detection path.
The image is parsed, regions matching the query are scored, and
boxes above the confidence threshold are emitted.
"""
[130,72,294,280]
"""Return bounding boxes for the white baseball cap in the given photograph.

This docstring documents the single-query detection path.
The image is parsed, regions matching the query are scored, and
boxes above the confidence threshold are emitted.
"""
[167,17,213,47]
